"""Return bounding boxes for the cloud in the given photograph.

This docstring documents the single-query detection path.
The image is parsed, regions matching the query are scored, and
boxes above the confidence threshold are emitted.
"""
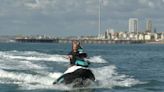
[0,0,164,36]
[148,1,155,8]
[25,0,40,9]
[139,0,149,4]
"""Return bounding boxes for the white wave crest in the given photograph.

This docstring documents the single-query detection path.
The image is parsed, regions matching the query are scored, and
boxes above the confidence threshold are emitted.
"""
[92,65,144,88]
[88,56,107,63]
[0,69,69,90]
[0,51,68,62]
[0,51,108,64]
[0,60,43,70]
[0,69,54,85]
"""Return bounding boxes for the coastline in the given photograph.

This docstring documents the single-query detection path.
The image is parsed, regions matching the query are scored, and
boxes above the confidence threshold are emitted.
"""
[2,38,163,44]
[145,41,164,44]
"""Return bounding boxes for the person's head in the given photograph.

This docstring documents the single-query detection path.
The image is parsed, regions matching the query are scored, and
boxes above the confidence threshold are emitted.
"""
[72,40,78,52]
[77,41,80,46]
[76,41,82,49]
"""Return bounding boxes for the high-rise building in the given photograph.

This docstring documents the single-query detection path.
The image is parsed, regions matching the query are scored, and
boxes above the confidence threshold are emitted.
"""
[146,19,152,33]
[129,18,138,33]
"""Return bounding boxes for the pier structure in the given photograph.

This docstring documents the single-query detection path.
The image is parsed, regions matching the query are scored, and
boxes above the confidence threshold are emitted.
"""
[15,38,58,43]
[15,37,146,44]
[58,38,145,44]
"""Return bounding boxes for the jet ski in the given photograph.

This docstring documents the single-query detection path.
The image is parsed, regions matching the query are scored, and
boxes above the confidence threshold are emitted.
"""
[53,65,95,87]
[53,47,95,87]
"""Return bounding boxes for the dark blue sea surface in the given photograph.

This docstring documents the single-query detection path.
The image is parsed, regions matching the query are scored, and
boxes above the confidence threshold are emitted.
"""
[0,43,164,92]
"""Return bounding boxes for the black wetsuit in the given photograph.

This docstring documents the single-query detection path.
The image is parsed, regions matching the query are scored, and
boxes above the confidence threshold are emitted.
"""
[68,51,79,65]
[68,46,88,66]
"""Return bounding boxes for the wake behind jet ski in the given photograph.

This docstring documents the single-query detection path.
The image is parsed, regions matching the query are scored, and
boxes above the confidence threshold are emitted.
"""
[53,41,95,87]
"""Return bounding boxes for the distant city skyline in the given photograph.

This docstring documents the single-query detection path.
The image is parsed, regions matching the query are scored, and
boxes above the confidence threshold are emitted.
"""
[0,0,164,36]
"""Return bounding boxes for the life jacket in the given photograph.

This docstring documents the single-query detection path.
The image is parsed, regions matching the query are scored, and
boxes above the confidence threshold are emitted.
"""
[78,48,83,53]
[78,48,87,58]
[75,59,90,67]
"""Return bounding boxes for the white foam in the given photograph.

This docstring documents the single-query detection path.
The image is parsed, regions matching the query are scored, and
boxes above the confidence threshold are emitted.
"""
[0,69,71,90]
[0,69,54,85]
[48,72,63,79]
[0,51,68,62]
[0,60,43,70]
[0,51,108,65]
[0,50,69,70]
[87,56,107,63]
[92,65,144,88]
[19,83,71,90]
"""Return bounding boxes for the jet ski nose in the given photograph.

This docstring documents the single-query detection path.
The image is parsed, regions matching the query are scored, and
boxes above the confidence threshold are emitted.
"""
[53,81,57,85]
[53,66,95,87]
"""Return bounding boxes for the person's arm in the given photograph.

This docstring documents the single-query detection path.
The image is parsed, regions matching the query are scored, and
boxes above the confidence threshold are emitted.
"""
[67,51,73,60]
[67,55,72,60]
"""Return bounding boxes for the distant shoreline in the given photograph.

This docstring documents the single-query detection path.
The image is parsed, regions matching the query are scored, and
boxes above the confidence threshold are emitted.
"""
[1,41,164,44]
[145,41,164,44]
[4,38,163,44]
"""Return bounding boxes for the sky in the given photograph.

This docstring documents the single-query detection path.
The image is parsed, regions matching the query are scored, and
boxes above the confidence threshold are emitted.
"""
[0,0,164,36]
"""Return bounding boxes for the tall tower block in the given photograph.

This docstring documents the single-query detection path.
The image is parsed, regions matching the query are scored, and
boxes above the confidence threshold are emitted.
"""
[146,19,152,33]
[129,18,138,33]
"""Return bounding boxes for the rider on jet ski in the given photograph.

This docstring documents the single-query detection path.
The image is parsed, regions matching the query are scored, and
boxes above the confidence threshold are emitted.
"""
[53,40,94,86]
[68,40,89,67]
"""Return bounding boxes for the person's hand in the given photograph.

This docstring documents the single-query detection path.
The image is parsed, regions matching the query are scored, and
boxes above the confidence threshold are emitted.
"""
[67,55,72,59]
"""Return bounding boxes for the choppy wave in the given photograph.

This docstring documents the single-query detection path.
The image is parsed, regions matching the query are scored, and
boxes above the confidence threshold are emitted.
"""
[0,51,68,62]
[0,51,106,63]
[87,56,107,63]
[0,69,54,85]
[0,50,144,90]
[92,65,143,88]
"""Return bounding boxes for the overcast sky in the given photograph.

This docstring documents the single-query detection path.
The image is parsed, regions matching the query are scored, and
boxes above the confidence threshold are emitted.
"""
[0,0,164,36]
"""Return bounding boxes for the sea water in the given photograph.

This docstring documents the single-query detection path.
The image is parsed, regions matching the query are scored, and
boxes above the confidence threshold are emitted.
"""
[0,43,164,92]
